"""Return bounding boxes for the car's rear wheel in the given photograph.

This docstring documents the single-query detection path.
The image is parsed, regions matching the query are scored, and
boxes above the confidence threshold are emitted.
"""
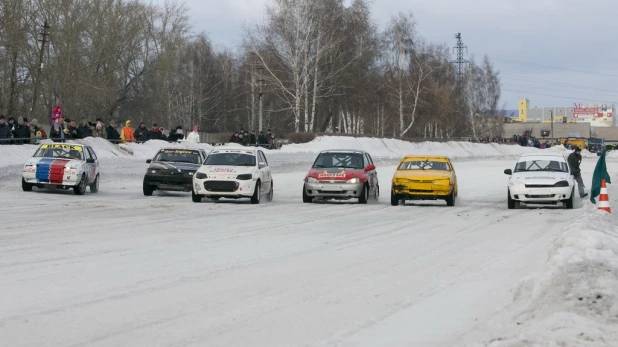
[90,174,99,193]
[564,187,574,209]
[266,181,273,202]
[358,184,369,204]
[73,174,87,195]
[251,181,261,204]
[192,190,202,203]
[374,184,379,200]
[302,184,313,203]
[22,178,33,192]
[143,178,154,196]
[445,189,455,207]
[390,190,399,206]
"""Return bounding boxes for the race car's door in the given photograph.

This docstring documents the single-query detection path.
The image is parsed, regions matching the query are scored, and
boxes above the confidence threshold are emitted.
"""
[257,150,272,192]
[85,146,99,183]
[364,152,378,195]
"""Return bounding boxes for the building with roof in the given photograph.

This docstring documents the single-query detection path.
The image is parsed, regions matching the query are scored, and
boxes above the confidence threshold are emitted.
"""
[516,99,615,127]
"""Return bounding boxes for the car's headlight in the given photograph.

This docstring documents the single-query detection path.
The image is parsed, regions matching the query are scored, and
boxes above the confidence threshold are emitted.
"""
[554,180,569,187]
[195,172,208,179]
[433,180,450,185]
[346,178,358,184]
[307,177,318,183]
[149,169,159,174]
[237,174,252,180]
[24,165,35,173]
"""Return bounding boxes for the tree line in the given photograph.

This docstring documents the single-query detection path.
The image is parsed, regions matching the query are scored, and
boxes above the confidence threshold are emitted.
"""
[0,0,502,139]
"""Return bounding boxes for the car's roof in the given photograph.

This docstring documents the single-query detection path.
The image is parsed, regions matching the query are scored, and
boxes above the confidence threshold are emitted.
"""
[319,149,367,154]
[402,155,451,160]
[518,152,565,158]
[211,145,258,154]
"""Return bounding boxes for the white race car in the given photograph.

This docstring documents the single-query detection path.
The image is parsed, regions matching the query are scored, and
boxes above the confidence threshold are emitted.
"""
[504,153,574,209]
[22,143,100,195]
[192,146,273,204]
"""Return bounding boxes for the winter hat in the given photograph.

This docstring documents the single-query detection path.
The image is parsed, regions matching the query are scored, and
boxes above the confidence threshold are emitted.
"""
[126,120,132,126]
[31,118,38,123]
[18,116,23,122]
[193,126,198,132]
[140,121,145,125]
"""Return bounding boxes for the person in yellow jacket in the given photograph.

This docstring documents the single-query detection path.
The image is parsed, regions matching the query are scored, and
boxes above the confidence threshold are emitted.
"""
[120,120,135,143]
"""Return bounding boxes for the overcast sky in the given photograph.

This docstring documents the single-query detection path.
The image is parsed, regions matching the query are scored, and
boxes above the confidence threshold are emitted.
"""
[179,0,618,111]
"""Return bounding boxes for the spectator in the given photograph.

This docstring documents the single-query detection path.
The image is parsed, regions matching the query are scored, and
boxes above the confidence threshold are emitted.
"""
[66,119,79,139]
[268,134,277,149]
[106,120,120,143]
[120,120,135,143]
[242,131,250,146]
[149,123,164,140]
[0,115,11,144]
[249,130,257,144]
[49,117,69,142]
[92,118,106,138]
[133,121,149,143]
[229,131,240,143]
[77,118,91,138]
[168,125,184,142]
[186,126,200,143]
[258,130,267,145]
[13,117,31,144]
[239,133,247,145]
[51,105,63,124]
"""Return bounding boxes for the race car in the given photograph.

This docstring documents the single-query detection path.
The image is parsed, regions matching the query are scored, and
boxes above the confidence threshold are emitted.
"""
[302,149,378,203]
[390,155,458,206]
[143,148,208,196]
[192,146,273,204]
[504,152,574,209]
[22,143,100,195]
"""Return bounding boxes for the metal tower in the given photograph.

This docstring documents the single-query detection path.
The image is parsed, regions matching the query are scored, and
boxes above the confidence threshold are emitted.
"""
[452,33,468,82]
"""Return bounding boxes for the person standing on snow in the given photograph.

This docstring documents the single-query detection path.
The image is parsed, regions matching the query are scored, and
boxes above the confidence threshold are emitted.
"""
[106,120,120,144]
[567,146,588,198]
[120,120,135,143]
[186,126,200,143]
[133,121,150,143]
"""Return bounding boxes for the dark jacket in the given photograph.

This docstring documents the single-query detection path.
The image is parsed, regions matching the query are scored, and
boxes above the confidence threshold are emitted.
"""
[241,136,251,146]
[257,135,267,144]
[249,134,257,144]
[229,135,240,143]
[149,127,164,140]
[77,124,91,138]
[106,125,120,143]
[13,124,30,144]
[49,123,69,142]
[134,126,150,142]
[567,152,582,176]
[66,125,78,139]
[0,122,11,144]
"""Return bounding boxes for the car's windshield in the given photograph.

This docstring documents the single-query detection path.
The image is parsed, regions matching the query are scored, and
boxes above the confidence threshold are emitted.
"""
[33,145,84,160]
[514,159,568,173]
[154,150,202,164]
[398,160,450,171]
[312,152,364,169]
[204,153,256,166]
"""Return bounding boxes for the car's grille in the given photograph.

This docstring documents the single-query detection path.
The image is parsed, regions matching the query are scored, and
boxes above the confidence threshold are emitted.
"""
[204,180,239,192]
[525,184,554,188]
[317,190,347,194]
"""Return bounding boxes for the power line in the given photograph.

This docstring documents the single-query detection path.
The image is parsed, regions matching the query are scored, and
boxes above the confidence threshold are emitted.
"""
[501,74,618,94]
[491,56,618,78]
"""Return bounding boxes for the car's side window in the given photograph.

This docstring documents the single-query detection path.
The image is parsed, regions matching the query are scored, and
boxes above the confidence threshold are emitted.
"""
[87,147,97,160]
[364,153,372,167]
[259,151,268,166]
[84,148,91,160]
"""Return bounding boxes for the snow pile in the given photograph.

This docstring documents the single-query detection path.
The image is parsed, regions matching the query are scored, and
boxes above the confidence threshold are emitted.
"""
[466,188,618,346]
[279,136,540,159]
[118,140,213,160]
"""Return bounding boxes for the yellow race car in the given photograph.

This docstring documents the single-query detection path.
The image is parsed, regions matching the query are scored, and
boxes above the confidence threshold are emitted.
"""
[390,155,458,206]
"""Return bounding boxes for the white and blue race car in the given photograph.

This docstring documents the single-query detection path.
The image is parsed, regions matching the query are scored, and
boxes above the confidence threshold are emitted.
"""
[22,143,100,195]
[504,153,574,209]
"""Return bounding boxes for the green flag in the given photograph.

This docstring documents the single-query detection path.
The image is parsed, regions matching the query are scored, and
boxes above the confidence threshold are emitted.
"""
[590,150,611,204]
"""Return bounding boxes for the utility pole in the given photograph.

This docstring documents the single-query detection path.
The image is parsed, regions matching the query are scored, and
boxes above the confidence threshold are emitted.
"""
[550,109,554,141]
[30,20,50,119]
[452,33,469,84]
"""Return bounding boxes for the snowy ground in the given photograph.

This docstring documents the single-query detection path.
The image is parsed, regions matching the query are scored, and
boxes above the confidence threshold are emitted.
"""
[0,137,616,346]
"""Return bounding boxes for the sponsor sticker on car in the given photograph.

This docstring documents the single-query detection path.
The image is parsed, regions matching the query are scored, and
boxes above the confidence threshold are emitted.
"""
[40,144,83,151]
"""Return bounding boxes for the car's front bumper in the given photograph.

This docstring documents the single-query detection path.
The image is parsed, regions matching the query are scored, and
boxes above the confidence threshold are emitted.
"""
[392,183,453,200]
[509,186,572,202]
[304,181,364,198]
[22,172,80,186]
[144,173,194,191]
[193,178,256,197]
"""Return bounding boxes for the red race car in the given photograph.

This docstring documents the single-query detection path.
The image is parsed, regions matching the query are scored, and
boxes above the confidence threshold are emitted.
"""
[302,149,379,204]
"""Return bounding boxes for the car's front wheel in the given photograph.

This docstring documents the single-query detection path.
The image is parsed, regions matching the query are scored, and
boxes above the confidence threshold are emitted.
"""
[445,189,455,207]
[358,184,369,204]
[302,185,313,203]
[192,190,202,203]
[390,190,399,206]
[143,178,154,196]
[564,187,574,209]
[22,178,33,192]
[507,189,518,209]
[251,181,261,204]
[73,174,87,195]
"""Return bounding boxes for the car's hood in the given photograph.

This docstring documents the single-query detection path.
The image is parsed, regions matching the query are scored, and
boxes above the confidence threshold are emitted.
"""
[149,161,200,172]
[307,167,364,180]
[25,157,83,168]
[511,172,570,184]
[197,165,255,177]
[393,170,451,180]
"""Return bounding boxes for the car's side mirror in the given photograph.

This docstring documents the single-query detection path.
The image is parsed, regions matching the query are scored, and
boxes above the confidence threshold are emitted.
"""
[259,161,267,168]
[365,164,376,172]
[146,159,152,163]
[86,158,95,164]
[504,169,512,175]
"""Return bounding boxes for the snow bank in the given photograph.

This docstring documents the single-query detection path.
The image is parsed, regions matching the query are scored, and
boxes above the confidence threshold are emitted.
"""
[465,186,618,346]
[279,136,541,160]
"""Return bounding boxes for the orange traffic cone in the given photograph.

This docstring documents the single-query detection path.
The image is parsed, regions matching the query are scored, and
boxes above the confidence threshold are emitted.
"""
[598,179,611,213]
